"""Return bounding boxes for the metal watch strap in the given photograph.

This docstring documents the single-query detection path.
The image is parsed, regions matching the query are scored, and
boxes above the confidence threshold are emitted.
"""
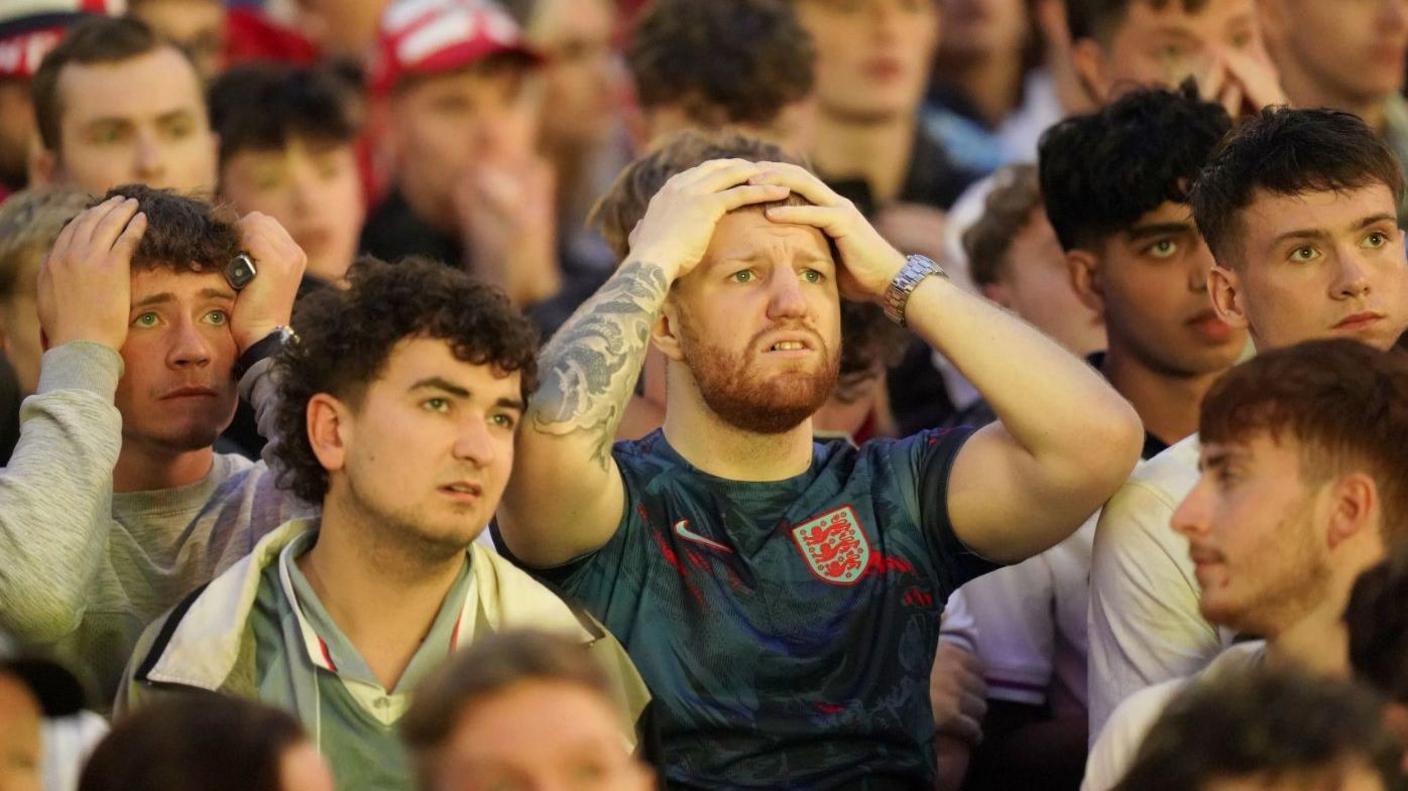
[882,254,947,327]
[233,326,294,381]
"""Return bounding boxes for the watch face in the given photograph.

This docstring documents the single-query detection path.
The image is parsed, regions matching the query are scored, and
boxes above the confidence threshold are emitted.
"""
[225,254,257,291]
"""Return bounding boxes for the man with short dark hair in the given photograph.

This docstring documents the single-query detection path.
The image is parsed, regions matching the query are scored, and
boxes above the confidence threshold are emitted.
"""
[1085,339,1408,789]
[628,0,817,150]
[0,186,306,706]
[28,16,216,195]
[404,629,655,791]
[119,259,650,791]
[500,126,1144,786]
[1112,666,1401,791]
[1087,106,1408,735]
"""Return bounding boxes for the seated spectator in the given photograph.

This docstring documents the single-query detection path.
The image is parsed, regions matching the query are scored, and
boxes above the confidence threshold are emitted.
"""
[0,2,120,204]
[1112,666,1402,791]
[0,189,91,464]
[403,629,654,791]
[125,0,226,82]
[1087,106,1408,735]
[209,63,365,286]
[360,0,561,313]
[119,258,650,791]
[2,630,102,791]
[628,0,817,152]
[1345,552,1408,770]
[0,187,308,707]
[498,128,1142,787]
[29,16,217,196]
[1066,0,1283,117]
[1260,0,1408,218]
[1085,339,1408,789]
[79,694,334,791]
[941,85,1243,791]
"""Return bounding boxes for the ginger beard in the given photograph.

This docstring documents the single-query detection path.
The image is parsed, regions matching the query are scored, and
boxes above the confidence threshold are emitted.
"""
[676,311,841,435]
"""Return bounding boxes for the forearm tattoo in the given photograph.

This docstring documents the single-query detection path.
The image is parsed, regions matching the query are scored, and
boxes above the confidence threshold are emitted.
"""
[529,261,671,467]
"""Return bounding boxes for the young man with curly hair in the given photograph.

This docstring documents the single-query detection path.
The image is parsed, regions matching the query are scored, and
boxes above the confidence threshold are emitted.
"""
[0,185,306,709]
[118,258,650,791]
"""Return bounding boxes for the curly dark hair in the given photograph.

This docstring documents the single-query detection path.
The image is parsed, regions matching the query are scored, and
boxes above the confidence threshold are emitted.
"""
[1038,83,1230,253]
[1189,106,1404,270]
[627,0,814,128]
[1113,666,1400,791]
[97,184,241,274]
[272,256,540,503]
[208,62,362,167]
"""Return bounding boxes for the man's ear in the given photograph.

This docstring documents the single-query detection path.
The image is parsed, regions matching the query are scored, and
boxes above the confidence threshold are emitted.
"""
[1070,38,1112,106]
[28,146,58,187]
[653,299,685,363]
[1067,248,1106,316]
[307,393,352,476]
[1326,472,1379,552]
[1208,263,1251,330]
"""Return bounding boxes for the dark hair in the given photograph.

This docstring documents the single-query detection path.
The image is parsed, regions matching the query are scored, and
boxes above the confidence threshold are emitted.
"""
[78,693,307,791]
[95,184,241,274]
[1114,666,1400,791]
[965,164,1043,287]
[1190,107,1405,269]
[627,0,814,128]
[1067,0,1212,42]
[1346,551,1408,707]
[31,16,174,152]
[591,129,815,261]
[272,256,540,503]
[1039,83,1229,252]
[836,301,907,399]
[208,63,361,167]
[402,629,617,787]
[1199,339,1408,544]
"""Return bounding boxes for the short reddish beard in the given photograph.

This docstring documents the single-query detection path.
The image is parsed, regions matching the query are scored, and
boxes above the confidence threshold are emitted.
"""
[677,313,840,435]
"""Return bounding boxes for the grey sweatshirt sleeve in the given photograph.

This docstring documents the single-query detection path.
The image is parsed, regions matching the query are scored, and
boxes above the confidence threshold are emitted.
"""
[240,356,283,471]
[0,342,123,642]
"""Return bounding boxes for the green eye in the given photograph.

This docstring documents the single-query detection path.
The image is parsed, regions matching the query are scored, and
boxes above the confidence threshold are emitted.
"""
[491,413,517,429]
[133,312,159,328]
[731,270,755,283]
[423,398,450,413]
[204,310,228,326]
[1366,231,1389,249]
[801,269,824,284]
[1147,240,1178,259]
[1290,246,1319,263]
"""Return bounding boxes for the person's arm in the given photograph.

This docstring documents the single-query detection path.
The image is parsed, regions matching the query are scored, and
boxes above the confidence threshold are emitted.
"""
[0,198,144,641]
[755,164,1143,564]
[499,160,792,567]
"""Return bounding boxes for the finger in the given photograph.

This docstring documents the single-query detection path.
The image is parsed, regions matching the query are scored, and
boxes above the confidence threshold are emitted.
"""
[67,198,125,252]
[939,714,982,744]
[1198,61,1227,103]
[90,199,141,251]
[764,204,851,233]
[749,162,845,207]
[960,690,988,721]
[46,213,81,266]
[688,160,767,195]
[711,183,791,213]
[1220,82,1244,119]
[108,212,147,264]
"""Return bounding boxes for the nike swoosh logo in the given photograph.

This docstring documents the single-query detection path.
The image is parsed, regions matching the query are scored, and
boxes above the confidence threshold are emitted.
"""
[673,520,733,554]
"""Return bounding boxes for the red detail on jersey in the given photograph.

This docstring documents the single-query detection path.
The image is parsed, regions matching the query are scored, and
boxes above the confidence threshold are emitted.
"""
[902,587,935,608]
[790,505,872,586]
[815,702,845,714]
[867,553,915,576]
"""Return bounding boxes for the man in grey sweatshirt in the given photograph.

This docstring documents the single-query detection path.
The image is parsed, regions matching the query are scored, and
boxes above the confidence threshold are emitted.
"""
[0,184,310,706]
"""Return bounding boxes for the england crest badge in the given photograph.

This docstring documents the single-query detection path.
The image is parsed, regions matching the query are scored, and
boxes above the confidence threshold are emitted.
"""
[790,506,871,585]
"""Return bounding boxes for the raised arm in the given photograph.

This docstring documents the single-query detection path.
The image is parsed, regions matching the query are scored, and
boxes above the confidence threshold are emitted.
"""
[755,164,1143,564]
[498,160,791,567]
[0,198,144,641]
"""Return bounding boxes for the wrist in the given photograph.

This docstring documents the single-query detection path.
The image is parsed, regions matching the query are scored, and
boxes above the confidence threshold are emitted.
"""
[623,250,685,282]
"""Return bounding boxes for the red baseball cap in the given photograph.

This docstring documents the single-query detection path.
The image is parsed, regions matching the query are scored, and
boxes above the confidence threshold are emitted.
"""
[0,0,123,79]
[370,0,540,95]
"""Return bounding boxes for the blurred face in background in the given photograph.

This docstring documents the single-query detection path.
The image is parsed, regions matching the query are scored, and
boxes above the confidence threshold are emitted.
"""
[127,0,228,81]
[1260,0,1408,110]
[795,0,940,123]
[936,0,1030,66]
[522,0,624,152]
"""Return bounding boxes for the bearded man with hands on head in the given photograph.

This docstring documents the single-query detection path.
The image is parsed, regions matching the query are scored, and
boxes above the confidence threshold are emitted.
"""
[496,132,1143,790]
[0,185,309,708]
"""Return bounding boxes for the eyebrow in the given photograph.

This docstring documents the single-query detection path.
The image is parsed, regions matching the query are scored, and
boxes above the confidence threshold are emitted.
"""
[409,377,526,412]
[1269,214,1398,248]
[1126,222,1195,242]
[131,287,235,310]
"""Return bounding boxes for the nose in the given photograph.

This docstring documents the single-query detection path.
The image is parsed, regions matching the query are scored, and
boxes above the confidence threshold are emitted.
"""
[1331,251,1373,300]
[1381,0,1408,33]
[166,316,213,370]
[132,131,165,181]
[451,416,499,468]
[765,271,809,321]
[1171,478,1213,541]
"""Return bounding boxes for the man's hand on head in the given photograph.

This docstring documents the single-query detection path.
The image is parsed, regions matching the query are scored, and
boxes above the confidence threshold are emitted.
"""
[626,159,792,280]
[37,196,145,352]
[230,212,306,353]
[749,163,908,301]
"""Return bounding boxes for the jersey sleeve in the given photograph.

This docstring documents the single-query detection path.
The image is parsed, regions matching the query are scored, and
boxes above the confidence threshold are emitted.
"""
[897,427,1003,594]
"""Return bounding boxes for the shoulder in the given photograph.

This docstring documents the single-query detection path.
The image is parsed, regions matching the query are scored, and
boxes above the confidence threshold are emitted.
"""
[1096,435,1201,542]
[1085,678,1187,790]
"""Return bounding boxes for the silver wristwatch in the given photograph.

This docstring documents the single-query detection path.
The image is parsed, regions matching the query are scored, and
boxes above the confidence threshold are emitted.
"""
[883,254,948,327]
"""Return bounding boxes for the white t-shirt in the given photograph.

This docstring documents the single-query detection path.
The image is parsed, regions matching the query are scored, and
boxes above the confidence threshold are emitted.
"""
[1086,435,1237,739]
[944,519,1094,715]
[1081,641,1266,791]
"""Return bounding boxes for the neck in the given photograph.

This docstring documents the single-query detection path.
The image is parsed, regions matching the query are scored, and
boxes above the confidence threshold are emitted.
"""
[1272,50,1388,133]
[661,366,815,481]
[1101,342,1218,448]
[810,110,915,204]
[112,442,215,493]
[1266,611,1351,679]
[397,179,459,238]
[937,54,1024,128]
[297,493,469,690]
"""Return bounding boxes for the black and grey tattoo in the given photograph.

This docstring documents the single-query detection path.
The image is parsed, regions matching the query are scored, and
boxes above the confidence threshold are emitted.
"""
[528,261,672,467]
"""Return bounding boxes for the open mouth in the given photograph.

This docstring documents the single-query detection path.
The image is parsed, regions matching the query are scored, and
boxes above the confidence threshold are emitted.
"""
[768,340,810,352]
[439,482,482,500]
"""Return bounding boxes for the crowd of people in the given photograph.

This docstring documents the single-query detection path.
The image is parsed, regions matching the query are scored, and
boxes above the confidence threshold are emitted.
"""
[1,0,1408,790]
